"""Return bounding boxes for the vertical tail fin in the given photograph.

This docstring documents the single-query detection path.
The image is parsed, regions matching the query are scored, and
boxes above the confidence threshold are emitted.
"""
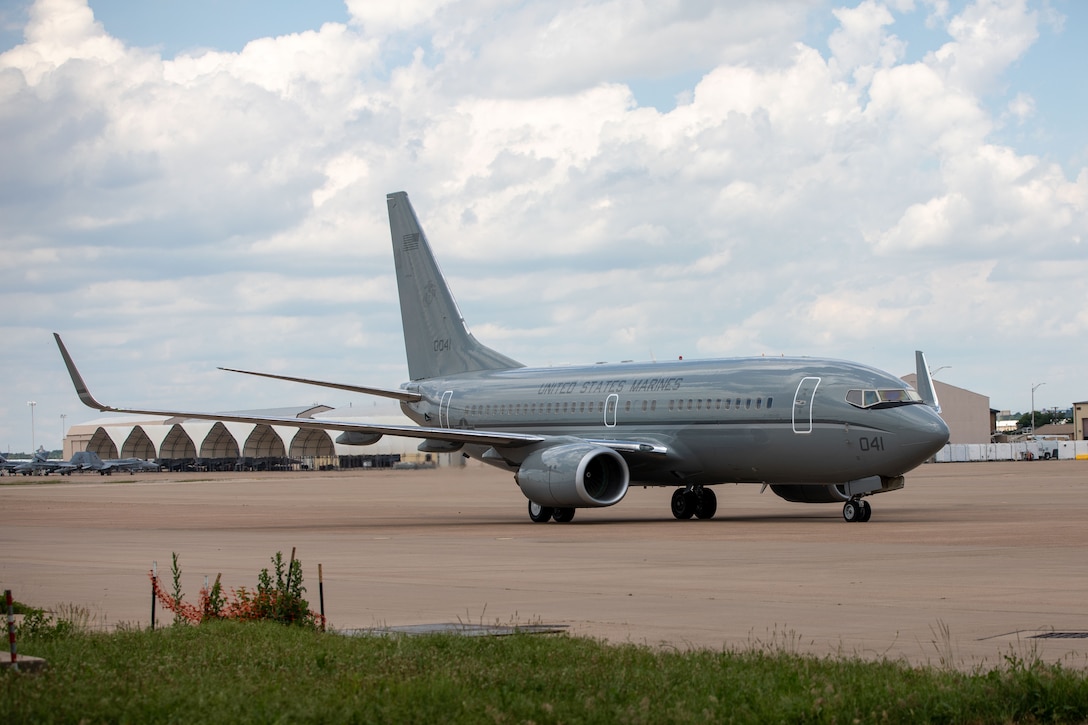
[914,351,941,413]
[387,192,523,380]
[70,451,102,468]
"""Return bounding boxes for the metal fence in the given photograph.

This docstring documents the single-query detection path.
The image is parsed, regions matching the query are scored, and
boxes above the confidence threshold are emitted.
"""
[933,440,1088,462]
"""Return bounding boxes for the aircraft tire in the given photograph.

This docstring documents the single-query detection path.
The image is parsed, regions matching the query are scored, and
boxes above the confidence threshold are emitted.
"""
[842,501,859,523]
[552,507,576,523]
[694,489,717,520]
[671,489,696,520]
[858,500,872,522]
[528,501,554,523]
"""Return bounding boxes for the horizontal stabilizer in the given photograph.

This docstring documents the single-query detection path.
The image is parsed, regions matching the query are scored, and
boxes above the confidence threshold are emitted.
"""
[218,367,421,403]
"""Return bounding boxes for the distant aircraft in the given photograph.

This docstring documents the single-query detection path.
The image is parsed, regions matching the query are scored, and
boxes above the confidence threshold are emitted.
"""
[55,191,948,523]
[68,451,160,475]
[11,449,78,476]
[0,454,20,474]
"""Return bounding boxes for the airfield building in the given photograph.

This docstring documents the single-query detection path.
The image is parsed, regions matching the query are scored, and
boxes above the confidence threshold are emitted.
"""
[62,406,437,472]
[900,375,991,444]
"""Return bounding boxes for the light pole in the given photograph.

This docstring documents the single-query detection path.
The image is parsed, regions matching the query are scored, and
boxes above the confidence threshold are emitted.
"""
[1031,382,1045,434]
[60,414,67,453]
[27,401,36,453]
[929,365,951,377]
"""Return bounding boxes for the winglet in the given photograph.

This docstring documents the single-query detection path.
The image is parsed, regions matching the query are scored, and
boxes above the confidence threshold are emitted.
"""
[53,333,115,411]
[914,350,941,413]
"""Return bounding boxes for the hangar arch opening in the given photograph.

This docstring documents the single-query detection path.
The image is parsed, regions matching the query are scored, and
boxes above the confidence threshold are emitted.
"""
[159,425,197,471]
[241,424,290,470]
[122,427,156,459]
[87,428,119,459]
[195,422,244,471]
[200,422,241,458]
[290,429,337,471]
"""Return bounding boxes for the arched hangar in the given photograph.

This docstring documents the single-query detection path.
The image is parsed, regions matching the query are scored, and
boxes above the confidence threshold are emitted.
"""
[64,406,339,471]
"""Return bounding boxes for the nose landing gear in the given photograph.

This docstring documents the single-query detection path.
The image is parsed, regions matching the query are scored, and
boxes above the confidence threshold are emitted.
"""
[842,498,872,523]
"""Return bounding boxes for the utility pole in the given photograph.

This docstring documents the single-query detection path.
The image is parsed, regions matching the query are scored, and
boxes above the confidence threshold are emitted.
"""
[27,401,36,452]
[1031,382,1045,434]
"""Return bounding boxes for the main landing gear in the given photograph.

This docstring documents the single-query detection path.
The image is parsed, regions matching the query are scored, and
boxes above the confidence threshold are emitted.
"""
[670,487,717,520]
[528,500,576,523]
[842,499,872,523]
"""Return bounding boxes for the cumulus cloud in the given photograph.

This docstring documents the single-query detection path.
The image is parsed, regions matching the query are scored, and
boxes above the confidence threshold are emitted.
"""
[1,0,1085,451]
[829,0,906,84]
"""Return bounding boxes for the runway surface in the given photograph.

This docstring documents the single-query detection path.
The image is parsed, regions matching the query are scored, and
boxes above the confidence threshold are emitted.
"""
[2,460,1087,669]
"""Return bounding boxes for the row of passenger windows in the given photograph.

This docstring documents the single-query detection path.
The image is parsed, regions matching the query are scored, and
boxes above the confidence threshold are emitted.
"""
[465,397,773,417]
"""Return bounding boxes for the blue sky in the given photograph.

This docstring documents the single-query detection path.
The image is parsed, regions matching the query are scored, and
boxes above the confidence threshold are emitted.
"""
[2,0,1086,453]
[86,0,349,55]
[0,1,348,56]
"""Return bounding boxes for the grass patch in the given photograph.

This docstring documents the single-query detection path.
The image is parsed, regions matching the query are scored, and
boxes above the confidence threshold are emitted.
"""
[4,621,1088,723]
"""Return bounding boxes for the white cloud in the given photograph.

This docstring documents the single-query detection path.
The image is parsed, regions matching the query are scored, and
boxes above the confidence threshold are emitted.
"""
[1005,91,1035,123]
[933,0,1039,93]
[345,0,456,35]
[829,0,906,84]
[1,0,1086,451]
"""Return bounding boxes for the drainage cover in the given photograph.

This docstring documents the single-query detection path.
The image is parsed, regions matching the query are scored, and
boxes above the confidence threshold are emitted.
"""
[1029,632,1088,640]
[341,623,567,638]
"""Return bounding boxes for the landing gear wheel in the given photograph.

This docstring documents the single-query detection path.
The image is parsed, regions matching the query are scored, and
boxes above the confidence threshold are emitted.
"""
[694,488,717,520]
[552,507,576,523]
[528,501,554,523]
[842,500,859,523]
[858,499,872,522]
[671,489,696,520]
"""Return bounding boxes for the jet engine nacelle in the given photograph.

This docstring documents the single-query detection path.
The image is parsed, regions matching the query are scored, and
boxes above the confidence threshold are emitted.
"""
[770,475,905,503]
[515,442,629,508]
[335,431,383,446]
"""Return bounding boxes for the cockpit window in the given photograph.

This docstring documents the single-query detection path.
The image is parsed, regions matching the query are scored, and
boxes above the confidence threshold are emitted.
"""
[846,388,923,409]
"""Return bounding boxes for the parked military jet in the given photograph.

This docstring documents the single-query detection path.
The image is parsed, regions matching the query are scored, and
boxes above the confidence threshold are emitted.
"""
[69,451,160,474]
[0,454,20,474]
[55,192,948,523]
[11,449,77,476]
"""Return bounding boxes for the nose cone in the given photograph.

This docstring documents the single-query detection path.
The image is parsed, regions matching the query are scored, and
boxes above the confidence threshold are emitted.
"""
[897,404,950,464]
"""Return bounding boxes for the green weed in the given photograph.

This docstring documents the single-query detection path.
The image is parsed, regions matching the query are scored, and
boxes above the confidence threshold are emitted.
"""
[3,621,1088,723]
[152,550,322,629]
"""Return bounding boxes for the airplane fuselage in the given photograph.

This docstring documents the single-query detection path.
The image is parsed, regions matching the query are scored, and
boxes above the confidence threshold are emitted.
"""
[400,355,949,487]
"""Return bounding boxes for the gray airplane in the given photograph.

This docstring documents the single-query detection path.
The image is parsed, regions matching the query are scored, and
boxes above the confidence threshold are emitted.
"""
[0,454,20,474]
[54,191,949,523]
[69,451,160,474]
[10,449,78,476]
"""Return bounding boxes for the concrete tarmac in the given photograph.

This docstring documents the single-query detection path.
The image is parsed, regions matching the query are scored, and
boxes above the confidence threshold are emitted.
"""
[2,460,1087,670]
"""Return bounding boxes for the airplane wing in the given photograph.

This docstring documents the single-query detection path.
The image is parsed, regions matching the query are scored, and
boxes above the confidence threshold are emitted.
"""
[54,333,544,449]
